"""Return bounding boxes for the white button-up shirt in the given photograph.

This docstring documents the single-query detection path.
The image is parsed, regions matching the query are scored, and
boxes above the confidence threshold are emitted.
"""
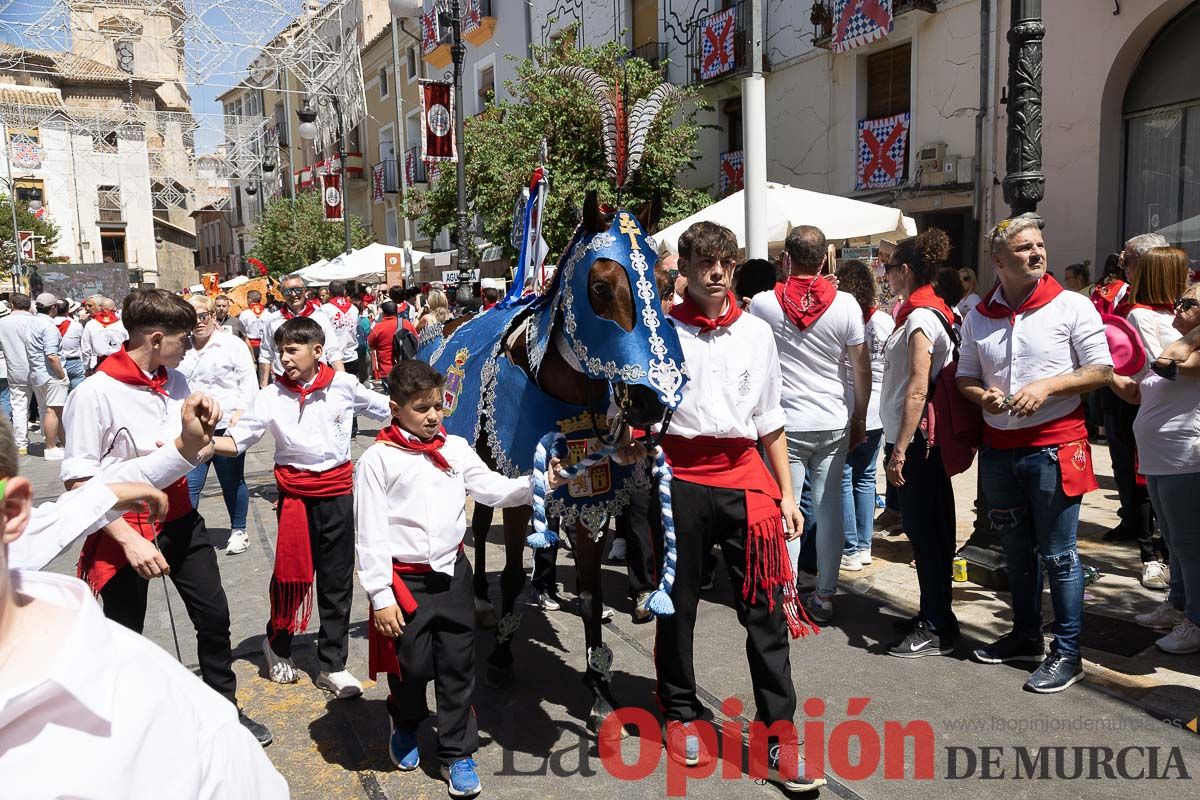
[0,570,289,800]
[178,331,259,430]
[59,318,84,359]
[61,369,190,484]
[355,436,531,610]
[665,312,787,440]
[258,310,344,376]
[318,301,361,363]
[238,307,269,342]
[80,318,129,370]
[229,371,390,470]
[959,288,1112,432]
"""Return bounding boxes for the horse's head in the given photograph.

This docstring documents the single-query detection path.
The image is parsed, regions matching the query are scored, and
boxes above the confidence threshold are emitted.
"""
[548,191,687,429]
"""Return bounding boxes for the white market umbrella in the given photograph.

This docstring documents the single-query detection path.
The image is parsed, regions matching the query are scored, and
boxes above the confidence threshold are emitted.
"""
[219,275,250,289]
[299,243,404,285]
[655,183,918,254]
[1157,214,1200,244]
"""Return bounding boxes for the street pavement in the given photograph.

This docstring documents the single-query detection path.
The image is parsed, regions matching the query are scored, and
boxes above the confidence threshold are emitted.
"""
[23,417,1199,800]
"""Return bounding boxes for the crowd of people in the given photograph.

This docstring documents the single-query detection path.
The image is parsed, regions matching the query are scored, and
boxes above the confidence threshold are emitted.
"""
[0,216,1197,799]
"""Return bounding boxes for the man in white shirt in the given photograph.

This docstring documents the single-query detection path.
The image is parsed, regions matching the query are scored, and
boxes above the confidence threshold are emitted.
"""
[0,417,288,799]
[258,274,343,387]
[0,294,37,453]
[238,289,270,363]
[79,296,128,372]
[957,218,1113,694]
[749,225,870,622]
[28,293,70,460]
[54,298,86,390]
[318,280,361,378]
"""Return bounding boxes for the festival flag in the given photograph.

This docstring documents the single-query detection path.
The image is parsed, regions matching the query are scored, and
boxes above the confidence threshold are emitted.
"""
[372,162,386,204]
[833,0,894,53]
[719,150,745,196]
[8,133,42,170]
[321,170,343,222]
[17,231,34,260]
[699,7,737,81]
[420,81,457,163]
[856,112,910,191]
[420,8,441,55]
[501,166,550,307]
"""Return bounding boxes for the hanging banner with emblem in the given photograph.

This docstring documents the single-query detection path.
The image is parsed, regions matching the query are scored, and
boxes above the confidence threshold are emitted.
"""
[698,7,737,81]
[420,80,457,163]
[372,162,386,204]
[719,150,745,196]
[320,170,343,222]
[856,112,909,191]
[833,0,894,53]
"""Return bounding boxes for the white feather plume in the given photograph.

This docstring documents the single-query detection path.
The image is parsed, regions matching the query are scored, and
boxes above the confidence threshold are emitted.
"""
[548,66,619,181]
[625,82,684,180]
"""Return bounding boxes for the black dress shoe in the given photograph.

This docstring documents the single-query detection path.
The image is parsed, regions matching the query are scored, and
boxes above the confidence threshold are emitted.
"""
[973,632,1045,664]
[239,709,273,747]
[1023,651,1084,693]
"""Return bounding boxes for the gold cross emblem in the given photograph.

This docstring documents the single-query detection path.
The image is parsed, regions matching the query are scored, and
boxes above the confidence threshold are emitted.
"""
[618,213,641,251]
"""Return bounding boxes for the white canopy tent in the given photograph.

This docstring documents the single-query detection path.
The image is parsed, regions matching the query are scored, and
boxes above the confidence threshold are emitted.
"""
[1156,214,1200,243]
[296,243,405,285]
[655,183,918,254]
[218,275,250,289]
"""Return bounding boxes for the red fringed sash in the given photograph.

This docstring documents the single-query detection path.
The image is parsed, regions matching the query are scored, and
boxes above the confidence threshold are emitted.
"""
[366,550,462,679]
[660,434,817,638]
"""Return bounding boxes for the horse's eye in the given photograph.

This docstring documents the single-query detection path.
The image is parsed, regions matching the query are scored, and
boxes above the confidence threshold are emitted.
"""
[590,281,612,298]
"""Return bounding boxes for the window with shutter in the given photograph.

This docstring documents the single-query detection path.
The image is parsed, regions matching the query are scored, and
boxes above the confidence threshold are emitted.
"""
[866,43,911,120]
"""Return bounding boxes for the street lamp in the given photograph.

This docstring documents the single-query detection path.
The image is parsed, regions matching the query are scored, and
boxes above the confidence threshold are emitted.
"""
[298,95,353,255]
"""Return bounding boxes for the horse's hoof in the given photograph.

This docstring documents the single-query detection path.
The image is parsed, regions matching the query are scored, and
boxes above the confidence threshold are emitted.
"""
[485,661,513,689]
[588,706,629,739]
[475,597,498,629]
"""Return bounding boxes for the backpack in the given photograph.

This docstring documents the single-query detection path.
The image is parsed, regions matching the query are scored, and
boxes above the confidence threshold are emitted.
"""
[391,319,419,362]
[919,310,983,476]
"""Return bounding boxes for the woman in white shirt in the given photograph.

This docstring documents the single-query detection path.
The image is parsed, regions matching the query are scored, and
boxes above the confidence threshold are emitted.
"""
[179,296,259,555]
[1117,283,1200,655]
[835,260,894,568]
[956,266,983,324]
[880,230,962,658]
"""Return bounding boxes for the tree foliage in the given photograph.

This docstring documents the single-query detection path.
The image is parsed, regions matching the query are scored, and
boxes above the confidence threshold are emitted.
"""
[0,193,62,276]
[404,31,712,262]
[248,189,372,276]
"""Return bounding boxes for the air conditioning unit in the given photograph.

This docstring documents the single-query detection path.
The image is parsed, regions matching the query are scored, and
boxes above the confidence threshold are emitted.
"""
[917,142,948,173]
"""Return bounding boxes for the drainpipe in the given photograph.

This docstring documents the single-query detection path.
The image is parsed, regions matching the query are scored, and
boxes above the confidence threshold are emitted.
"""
[970,0,990,271]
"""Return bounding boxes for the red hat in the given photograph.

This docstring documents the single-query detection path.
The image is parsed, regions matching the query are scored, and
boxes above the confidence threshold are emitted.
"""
[1101,313,1147,377]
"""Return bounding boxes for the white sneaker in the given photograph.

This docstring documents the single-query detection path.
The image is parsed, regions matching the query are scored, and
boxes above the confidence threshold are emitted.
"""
[1141,560,1169,591]
[315,669,363,699]
[262,639,299,684]
[43,447,64,461]
[1156,619,1200,655]
[608,537,626,562]
[858,549,872,565]
[840,552,863,572]
[1135,600,1184,631]
[226,529,250,555]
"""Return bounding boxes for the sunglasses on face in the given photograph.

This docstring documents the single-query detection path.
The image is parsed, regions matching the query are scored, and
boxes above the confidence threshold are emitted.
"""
[1175,297,1199,313]
[195,312,212,322]
[282,287,305,296]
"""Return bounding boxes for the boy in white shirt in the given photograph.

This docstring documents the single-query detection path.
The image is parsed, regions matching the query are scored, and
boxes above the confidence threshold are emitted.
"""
[356,359,539,798]
[214,316,390,700]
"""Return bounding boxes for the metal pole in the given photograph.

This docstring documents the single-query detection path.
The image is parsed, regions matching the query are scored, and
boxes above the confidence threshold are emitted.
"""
[742,0,768,260]
[334,97,351,254]
[450,0,469,280]
[391,16,414,245]
[2,120,23,292]
[1001,0,1045,222]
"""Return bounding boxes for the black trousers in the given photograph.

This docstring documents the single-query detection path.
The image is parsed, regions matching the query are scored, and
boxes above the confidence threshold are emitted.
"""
[386,555,478,761]
[100,510,237,704]
[616,482,656,598]
[650,478,797,725]
[897,440,959,635]
[267,493,356,672]
[1102,390,1165,563]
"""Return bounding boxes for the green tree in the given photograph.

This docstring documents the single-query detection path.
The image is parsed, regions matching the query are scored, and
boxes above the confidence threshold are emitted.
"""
[1,192,62,277]
[404,31,711,262]
[248,189,372,276]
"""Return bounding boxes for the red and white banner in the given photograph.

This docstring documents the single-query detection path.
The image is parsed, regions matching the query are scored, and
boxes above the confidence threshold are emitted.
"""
[321,171,343,222]
[18,230,35,260]
[833,0,894,54]
[699,7,737,81]
[420,9,441,55]
[856,112,910,191]
[372,162,386,204]
[420,81,457,163]
[719,150,745,196]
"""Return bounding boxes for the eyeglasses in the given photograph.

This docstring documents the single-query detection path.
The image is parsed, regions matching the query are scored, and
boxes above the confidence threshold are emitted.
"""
[282,287,305,296]
[195,312,212,322]
[1175,297,1199,313]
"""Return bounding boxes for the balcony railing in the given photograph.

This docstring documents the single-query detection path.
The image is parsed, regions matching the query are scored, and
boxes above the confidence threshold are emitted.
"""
[404,147,428,185]
[688,1,761,86]
[375,159,400,193]
[631,41,667,71]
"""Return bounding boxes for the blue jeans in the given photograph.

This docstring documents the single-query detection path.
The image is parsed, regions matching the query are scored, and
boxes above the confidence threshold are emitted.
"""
[186,449,249,531]
[979,446,1084,657]
[1147,473,1199,626]
[842,429,884,555]
[64,357,85,391]
[787,428,849,597]
[0,378,10,422]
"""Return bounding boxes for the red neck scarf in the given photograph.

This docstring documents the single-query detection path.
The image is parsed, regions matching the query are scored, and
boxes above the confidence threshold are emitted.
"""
[97,346,169,396]
[92,309,119,327]
[669,291,742,333]
[894,284,955,328]
[976,274,1064,324]
[377,423,453,473]
[270,462,354,637]
[329,296,354,314]
[774,274,837,331]
[248,302,265,316]
[863,306,877,324]
[280,300,320,320]
[396,301,409,315]
[56,319,71,336]
[275,362,336,414]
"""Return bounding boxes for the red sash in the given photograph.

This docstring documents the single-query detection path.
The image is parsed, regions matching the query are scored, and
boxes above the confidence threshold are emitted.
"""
[984,406,1098,497]
[669,291,742,333]
[270,462,354,637]
[660,434,816,638]
[248,339,262,347]
[366,549,464,680]
[773,275,836,331]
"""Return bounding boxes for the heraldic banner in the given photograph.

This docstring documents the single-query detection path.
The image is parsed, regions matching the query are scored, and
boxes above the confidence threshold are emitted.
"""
[321,170,344,222]
[857,112,910,191]
[698,6,737,81]
[421,81,457,163]
[372,162,386,204]
[719,150,745,196]
[833,0,894,54]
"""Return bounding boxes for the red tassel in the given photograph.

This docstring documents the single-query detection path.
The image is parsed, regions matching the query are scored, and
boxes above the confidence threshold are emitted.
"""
[269,580,314,638]
[740,517,820,640]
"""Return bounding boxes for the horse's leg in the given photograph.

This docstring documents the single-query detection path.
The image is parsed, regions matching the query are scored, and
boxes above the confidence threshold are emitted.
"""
[574,522,628,738]
[471,502,498,629]
[486,504,532,688]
